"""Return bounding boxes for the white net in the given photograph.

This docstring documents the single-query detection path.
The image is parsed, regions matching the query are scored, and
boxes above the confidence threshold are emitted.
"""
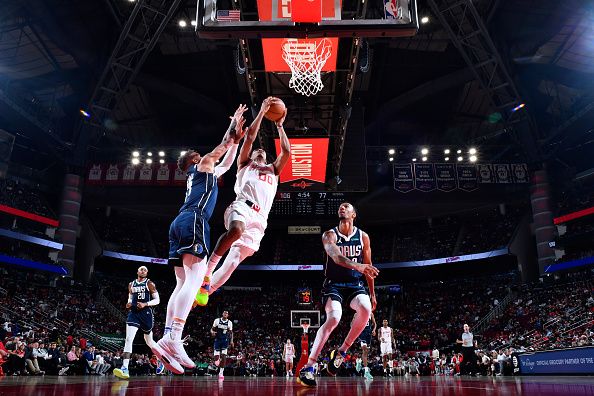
[282,38,333,97]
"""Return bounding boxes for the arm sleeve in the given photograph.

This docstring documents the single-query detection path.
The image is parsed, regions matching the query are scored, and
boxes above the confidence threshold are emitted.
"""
[147,292,160,306]
[127,293,133,304]
[212,319,219,328]
[229,321,233,331]
[214,143,239,177]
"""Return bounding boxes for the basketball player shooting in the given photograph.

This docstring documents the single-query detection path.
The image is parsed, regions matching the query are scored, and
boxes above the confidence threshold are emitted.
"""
[298,203,379,387]
[194,97,290,306]
[150,105,247,374]
[113,266,164,379]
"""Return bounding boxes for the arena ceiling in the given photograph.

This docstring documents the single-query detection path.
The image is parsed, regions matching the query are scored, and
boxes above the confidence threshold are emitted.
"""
[0,0,593,180]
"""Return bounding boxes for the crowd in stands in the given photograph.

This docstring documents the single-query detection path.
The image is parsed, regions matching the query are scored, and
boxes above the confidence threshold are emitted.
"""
[554,179,594,216]
[0,179,55,219]
[1,264,592,378]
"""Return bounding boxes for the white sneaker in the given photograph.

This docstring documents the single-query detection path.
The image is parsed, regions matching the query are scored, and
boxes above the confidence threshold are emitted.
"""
[158,337,196,369]
[152,341,185,374]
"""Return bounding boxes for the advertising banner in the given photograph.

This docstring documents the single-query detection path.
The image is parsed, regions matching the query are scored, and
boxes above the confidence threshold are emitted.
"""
[513,347,594,375]
[275,138,329,187]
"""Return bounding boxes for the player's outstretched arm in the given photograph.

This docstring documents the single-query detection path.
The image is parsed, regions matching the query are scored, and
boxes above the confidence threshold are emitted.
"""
[214,113,248,177]
[361,231,377,311]
[237,98,272,169]
[273,110,290,175]
[199,105,245,172]
[322,231,380,279]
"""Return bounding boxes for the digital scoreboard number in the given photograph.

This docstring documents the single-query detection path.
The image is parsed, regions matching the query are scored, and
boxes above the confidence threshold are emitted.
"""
[297,287,313,305]
[270,192,347,217]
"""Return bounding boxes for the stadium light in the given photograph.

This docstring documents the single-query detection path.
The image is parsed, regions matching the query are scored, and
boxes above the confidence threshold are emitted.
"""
[412,158,417,162]
[180,150,187,156]
[132,151,140,157]
[388,148,395,155]
[457,149,462,154]
[178,20,187,28]
[469,147,477,155]
[131,158,140,165]
[158,151,165,157]
[457,156,463,161]
[512,103,526,112]
[159,159,165,164]
[147,152,153,157]
[421,16,429,24]
[444,157,449,161]
[444,149,450,154]
[146,158,153,164]
[422,156,428,162]
[191,20,197,26]
[79,109,90,118]
[469,155,477,162]
[389,157,394,162]
[421,148,429,155]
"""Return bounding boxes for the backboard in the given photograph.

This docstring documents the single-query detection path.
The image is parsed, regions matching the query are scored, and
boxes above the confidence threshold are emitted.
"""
[290,310,321,328]
[196,0,418,39]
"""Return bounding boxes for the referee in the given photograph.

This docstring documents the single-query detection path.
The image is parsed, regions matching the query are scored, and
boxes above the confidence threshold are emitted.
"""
[456,323,477,375]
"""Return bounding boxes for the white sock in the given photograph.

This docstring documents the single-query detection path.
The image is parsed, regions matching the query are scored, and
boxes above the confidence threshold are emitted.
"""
[170,257,207,340]
[165,267,186,332]
[122,359,129,369]
[219,367,224,374]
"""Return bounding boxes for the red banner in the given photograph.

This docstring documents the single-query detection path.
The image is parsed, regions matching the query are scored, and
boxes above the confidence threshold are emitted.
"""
[274,138,328,184]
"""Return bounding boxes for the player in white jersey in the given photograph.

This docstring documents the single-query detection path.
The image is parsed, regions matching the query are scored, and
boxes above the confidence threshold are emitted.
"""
[283,339,296,377]
[194,97,291,306]
[379,319,396,376]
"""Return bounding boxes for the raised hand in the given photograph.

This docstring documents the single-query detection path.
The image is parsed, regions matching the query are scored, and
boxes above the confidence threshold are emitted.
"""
[234,116,248,143]
[260,97,273,115]
[233,104,248,121]
[275,109,287,127]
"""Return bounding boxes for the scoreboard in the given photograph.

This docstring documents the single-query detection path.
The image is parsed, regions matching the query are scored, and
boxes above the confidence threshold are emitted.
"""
[270,192,348,217]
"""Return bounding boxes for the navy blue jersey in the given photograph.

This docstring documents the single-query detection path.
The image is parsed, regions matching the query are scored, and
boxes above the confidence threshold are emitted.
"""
[130,278,151,312]
[324,227,364,282]
[179,165,218,220]
[213,317,232,342]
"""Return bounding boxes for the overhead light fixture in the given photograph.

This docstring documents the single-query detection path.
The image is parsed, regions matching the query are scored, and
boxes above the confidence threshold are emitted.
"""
[511,103,526,112]
[79,109,90,118]
[469,147,477,155]
[131,158,140,165]
[389,157,394,162]
[421,148,429,155]
[180,150,187,156]
[191,20,197,26]
[159,159,165,164]
[422,156,428,162]
[388,148,395,155]
[469,155,477,162]
[132,151,140,157]
[457,149,462,154]
[147,152,153,157]
[444,149,450,154]
[178,20,187,28]
[457,156,463,161]
[158,151,165,157]
[444,157,449,161]
[146,158,153,164]
[421,16,429,24]
[412,158,417,162]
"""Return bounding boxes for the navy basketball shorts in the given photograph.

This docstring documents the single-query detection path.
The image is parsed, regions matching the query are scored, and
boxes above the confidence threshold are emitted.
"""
[127,308,154,334]
[214,339,230,354]
[358,326,372,346]
[321,279,368,307]
[168,210,209,266]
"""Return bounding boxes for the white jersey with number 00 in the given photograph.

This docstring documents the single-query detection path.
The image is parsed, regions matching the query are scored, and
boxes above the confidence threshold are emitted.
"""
[380,326,392,343]
[234,161,278,219]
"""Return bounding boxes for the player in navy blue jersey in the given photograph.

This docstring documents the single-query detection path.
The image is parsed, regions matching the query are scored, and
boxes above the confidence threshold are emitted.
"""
[151,105,247,374]
[298,203,379,387]
[355,311,376,380]
[114,266,168,379]
[211,310,233,380]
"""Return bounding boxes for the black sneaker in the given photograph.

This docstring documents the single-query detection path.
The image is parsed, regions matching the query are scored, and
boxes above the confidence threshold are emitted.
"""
[297,366,316,387]
[326,349,346,377]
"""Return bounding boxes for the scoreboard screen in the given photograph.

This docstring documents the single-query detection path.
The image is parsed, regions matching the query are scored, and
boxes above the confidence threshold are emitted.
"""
[297,287,313,305]
[270,192,348,217]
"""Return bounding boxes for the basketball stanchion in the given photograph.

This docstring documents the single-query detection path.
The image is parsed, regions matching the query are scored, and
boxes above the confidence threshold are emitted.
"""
[295,322,311,374]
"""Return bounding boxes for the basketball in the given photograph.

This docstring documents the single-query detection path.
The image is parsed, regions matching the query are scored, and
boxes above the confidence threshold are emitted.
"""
[265,98,286,122]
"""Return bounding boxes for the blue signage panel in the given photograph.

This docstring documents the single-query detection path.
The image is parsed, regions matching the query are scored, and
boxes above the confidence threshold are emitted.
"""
[515,347,594,374]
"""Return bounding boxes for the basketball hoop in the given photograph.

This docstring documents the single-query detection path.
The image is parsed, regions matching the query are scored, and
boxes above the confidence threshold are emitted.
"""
[301,323,310,334]
[282,38,333,97]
